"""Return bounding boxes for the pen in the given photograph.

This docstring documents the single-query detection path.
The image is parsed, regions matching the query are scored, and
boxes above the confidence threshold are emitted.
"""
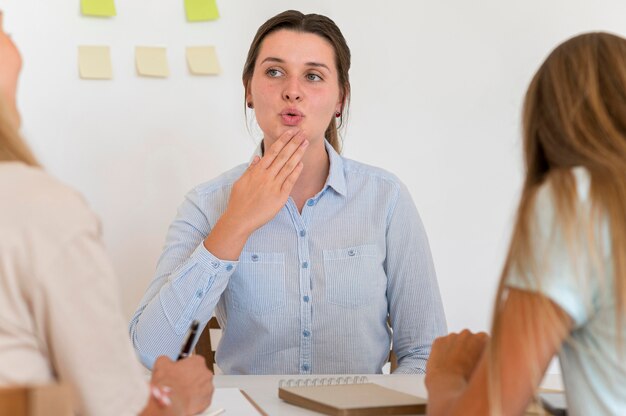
[177,319,200,361]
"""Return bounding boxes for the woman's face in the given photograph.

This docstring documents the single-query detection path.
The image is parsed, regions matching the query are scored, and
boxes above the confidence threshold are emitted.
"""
[0,13,23,127]
[247,29,342,147]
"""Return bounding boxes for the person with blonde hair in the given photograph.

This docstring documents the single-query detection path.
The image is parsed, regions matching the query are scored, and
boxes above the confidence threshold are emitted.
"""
[0,13,214,416]
[425,32,626,415]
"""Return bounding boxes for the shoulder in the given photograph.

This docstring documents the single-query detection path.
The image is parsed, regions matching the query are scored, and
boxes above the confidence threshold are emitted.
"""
[533,167,592,221]
[341,157,405,191]
[0,163,101,282]
[189,163,248,199]
[0,162,98,237]
[340,157,415,213]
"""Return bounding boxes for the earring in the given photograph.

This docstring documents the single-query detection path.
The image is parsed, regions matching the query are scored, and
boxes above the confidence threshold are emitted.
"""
[335,112,341,118]
[247,102,254,109]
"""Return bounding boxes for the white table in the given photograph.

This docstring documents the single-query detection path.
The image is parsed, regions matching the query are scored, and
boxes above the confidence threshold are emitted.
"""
[215,374,425,415]
[213,373,564,415]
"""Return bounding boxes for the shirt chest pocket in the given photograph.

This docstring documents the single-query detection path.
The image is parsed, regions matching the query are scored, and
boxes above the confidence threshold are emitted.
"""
[323,244,382,309]
[229,251,286,314]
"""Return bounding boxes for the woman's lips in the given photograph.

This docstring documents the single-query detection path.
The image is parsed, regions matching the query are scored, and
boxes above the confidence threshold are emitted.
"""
[280,109,304,126]
[281,113,303,126]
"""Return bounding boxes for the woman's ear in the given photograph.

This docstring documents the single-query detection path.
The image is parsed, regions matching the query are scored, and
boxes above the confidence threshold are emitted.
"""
[336,90,347,113]
[245,86,253,109]
[244,77,253,96]
[335,97,344,115]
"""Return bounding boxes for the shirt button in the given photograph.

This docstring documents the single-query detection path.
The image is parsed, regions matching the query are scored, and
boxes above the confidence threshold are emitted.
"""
[211,261,219,268]
[196,289,203,298]
[303,296,310,302]
[299,230,306,237]
[302,262,308,269]
[303,330,310,337]
[348,249,356,256]
[251,254,259,262]
[307,200,315,206]
[302,364,310,371]
[226,264,233,271]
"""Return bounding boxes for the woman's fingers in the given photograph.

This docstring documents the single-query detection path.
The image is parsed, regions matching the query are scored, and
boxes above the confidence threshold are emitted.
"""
[275,138,309,185]
[281,161,304,194]
[260,129,299,169]
[267,131,306,175]
[428,330,490,380]
[249,130,308,191]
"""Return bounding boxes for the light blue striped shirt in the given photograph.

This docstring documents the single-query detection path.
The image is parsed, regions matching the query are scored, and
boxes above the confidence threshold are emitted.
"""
[129,141,447,374]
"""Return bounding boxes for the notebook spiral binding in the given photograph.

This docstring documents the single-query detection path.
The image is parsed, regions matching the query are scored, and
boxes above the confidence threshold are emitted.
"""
[278,376,369,388]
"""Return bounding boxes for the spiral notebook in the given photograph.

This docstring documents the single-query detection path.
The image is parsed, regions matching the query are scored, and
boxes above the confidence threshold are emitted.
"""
[278,376,427,416]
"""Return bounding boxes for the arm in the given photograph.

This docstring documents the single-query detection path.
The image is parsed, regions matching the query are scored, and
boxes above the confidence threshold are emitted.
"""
[130,130,309,367]
[425,289,571,416]
[385,183,447,373]
[129,187,239,368]
[39,210,215,416]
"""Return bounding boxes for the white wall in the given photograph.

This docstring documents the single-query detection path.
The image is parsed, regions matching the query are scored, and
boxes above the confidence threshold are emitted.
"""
[4,0,626,337]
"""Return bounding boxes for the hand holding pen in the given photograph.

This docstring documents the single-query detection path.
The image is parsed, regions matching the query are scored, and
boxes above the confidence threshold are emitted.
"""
[150,320,214,414]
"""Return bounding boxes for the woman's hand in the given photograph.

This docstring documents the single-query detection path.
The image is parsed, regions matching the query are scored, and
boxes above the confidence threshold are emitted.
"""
[150,355,214,416]
[225,129,308,233]
[203,129,308,260]
[425,330,489,415]
[426,330,489,384]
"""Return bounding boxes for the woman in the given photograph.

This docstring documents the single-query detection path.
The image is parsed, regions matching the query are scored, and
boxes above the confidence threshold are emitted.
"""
[0,13,213,416]
[426,32,626,415]
[130,10,447,375]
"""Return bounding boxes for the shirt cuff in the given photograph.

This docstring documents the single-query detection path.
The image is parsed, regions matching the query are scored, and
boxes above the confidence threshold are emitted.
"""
[191,243,238,275]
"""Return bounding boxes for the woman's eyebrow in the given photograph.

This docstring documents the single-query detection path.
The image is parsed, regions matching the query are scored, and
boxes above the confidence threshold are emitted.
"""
[260,57,284,65]
[260,56,331,71]
[306,62,331,71]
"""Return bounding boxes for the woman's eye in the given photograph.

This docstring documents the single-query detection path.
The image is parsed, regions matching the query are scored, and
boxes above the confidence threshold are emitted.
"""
[307,73,322,81]
[267,68,283,77]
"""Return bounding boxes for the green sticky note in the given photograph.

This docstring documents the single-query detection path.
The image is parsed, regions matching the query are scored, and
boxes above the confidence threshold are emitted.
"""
[185,0,219,22]
[81,0,117,17]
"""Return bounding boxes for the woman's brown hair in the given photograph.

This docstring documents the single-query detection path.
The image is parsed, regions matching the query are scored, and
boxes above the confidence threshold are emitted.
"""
[242,10,351,153]
[489,32,626,412]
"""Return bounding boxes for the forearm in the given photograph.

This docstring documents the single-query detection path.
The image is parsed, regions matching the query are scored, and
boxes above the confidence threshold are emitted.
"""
[130,245,236,368]
[389,279,447,374]
[393,345,429,374]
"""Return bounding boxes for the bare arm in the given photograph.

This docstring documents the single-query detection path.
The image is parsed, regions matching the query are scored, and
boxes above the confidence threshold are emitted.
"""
[426,289,572,415]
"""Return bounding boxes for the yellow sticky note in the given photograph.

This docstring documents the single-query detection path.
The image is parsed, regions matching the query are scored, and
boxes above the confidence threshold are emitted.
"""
[78,46,113,80]
[135,47,169,78]
[184,0,219,22]
[81,0,116,17]
[186,46,221,75]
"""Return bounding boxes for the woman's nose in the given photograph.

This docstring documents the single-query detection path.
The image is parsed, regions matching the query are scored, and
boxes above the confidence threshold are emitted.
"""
[282,77,303,102]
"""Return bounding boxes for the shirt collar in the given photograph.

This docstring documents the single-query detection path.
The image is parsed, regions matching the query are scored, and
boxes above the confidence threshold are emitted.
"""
[324,139,347,197]
[250,139,347,197]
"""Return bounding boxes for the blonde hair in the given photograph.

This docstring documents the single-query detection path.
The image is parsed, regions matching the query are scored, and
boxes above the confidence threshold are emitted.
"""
[0,96,38,166]
[489,32,626,412]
